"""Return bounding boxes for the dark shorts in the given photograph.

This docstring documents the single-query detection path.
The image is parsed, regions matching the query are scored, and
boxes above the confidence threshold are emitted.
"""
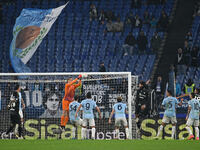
[10,111,21,125]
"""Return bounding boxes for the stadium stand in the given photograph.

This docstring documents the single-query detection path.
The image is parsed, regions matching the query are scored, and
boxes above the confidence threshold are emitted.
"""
[0,0,175,82]
[176,16,200,89]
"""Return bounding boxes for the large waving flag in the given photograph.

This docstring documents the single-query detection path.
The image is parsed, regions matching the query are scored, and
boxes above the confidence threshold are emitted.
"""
[10,2,68,73]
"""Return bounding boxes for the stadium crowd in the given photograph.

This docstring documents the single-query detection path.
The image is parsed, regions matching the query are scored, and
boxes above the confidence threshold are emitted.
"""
[88,2,168,54]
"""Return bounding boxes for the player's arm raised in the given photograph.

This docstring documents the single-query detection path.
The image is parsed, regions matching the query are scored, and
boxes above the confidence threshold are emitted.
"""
[75,104,82,118]
[67,75,82,86]
[74,79,82,88]
[108,109,115,124]
[96,106,101,120]
[177,94,189,99]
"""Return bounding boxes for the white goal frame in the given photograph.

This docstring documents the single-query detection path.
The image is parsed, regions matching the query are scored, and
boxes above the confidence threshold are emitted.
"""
[0,72,133,139]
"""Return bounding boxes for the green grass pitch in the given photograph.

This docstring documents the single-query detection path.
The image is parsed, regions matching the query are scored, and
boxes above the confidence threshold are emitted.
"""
[0,140,200,150]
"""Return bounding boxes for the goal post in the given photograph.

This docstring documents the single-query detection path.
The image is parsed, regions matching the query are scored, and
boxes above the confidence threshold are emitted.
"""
[0,72,135,139]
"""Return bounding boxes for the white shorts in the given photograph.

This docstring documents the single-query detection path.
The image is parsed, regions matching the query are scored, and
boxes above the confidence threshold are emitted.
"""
[70,119,83,126]
[115,118,128,127]
[19,110,23,119]
[162,116,177,124]
[186,118,199,127]
[82,118,95,127]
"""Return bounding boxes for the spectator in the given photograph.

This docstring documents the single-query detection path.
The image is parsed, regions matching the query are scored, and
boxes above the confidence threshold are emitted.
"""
[105,20,114,32]
[134,14,142,28]
[105,10,116,21]
[113,17,124,32]
[183,78,195,94]
[168,65,176,96]
[193,1,200,17]
[89,4,97,21]
[191,46,199,67]
[154,76,164,95]
[99,62,106,72]
[150,16,157,28]
[158,12,169,32]
[185,32,193,47]
[137,31,148,53]
[125,12,134,25]
[135,81,149,129]
[151,32,161,53]
[131,0,141,8]
[174,48,186,75]
[143,11,150,24]
[183,40,191,66]
[99,10,105,24]
[175,79,181,96]
[123,32,136,55]
[154,76,165,105]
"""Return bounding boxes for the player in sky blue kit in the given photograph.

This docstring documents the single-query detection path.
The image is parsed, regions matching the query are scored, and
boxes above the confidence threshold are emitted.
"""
[109,96,129,139]
[75,92,101,139]
[69,95,82,139]
[185,92,200,140]
[156,90,183,139]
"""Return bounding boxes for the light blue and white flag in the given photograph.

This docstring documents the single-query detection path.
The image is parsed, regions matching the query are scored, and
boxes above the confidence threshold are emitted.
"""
[10,2,68,73]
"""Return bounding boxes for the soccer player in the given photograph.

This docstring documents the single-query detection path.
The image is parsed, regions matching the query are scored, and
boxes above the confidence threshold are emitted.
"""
[5,84,23,139]
[75,92,101,139]
[155,90,183,139]
[60,75,82,131]
[108,96,129,139]
[14,86,25,137]
[185,92,200,140]
[69,95,82,139]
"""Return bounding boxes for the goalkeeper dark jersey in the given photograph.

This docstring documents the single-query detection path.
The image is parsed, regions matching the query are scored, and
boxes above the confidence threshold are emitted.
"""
[8,91,20,113]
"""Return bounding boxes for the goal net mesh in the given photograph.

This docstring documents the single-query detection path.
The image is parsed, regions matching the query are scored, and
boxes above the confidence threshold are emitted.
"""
[0,72,136,140]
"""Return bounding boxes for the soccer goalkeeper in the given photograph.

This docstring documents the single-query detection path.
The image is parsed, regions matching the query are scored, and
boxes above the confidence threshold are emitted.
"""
[60,75,82,131]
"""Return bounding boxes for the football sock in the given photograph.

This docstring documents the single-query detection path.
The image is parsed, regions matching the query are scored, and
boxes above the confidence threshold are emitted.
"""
[115,129,119,139]
[186,126,193,135]
[14,124,19,134]
[63,116,69,126]
[72,127,76,138]
[125,128,129,139]
[18,126,22,137]
[195,127,199,138]
[91,128,96,139]
[171,126,176,139]
[157,125,163,137]
[60,115,65,126]
[81,128,86,139]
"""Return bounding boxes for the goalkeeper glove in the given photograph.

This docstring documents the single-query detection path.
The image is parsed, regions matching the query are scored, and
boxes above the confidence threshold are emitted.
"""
[78,74,82,80]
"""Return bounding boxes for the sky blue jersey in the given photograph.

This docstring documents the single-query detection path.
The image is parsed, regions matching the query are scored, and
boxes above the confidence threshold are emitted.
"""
[81,99,97,119]
[188,98,200,120]
[69,101,81,121]
[162,96,178,117]
[113,102,127,118]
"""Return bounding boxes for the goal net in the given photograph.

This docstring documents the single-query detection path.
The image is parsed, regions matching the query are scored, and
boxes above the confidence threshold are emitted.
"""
[0,72,136,140]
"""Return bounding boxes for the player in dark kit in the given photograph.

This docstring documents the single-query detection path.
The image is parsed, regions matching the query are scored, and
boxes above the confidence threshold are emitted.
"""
[5,84,23,139]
